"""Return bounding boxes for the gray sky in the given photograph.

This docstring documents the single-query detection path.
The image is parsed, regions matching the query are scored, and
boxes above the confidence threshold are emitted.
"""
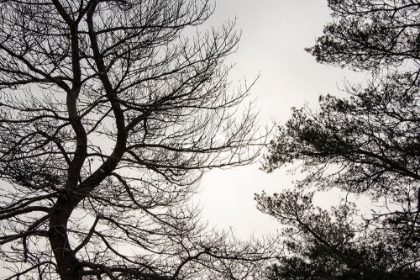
[194,0,368,239]
[0,1,371,278]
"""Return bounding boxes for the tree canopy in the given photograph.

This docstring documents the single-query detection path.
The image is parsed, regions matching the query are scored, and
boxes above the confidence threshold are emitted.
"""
[307,0,420,71]
[0,1,270,279]
[258,0,420,278]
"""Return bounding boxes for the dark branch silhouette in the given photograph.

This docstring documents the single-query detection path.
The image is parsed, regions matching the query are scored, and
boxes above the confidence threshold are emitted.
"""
[0,1,272,279]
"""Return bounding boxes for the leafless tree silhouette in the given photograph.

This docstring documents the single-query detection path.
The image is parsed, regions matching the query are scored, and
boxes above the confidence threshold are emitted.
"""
[0,0,271,279]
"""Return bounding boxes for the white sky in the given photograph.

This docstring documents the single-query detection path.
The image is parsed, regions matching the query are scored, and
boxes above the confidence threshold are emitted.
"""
[194,0,368,239]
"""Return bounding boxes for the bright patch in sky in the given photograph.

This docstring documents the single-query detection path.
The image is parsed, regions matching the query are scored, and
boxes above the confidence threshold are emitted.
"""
[195,0,368,239]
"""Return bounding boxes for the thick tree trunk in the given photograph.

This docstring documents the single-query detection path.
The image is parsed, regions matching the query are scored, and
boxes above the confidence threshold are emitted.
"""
[48,196,82,280]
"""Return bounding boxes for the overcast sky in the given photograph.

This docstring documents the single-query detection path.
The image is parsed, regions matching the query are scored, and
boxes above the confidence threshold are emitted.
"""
[194,0,368,239]
[0,1,380,279]
[0,2,372,278]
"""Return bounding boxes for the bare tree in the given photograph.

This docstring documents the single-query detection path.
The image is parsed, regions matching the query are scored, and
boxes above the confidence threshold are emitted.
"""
[0,0,270,279]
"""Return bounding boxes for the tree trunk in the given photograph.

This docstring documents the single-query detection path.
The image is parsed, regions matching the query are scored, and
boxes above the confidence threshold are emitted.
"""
[48,196,82,280]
